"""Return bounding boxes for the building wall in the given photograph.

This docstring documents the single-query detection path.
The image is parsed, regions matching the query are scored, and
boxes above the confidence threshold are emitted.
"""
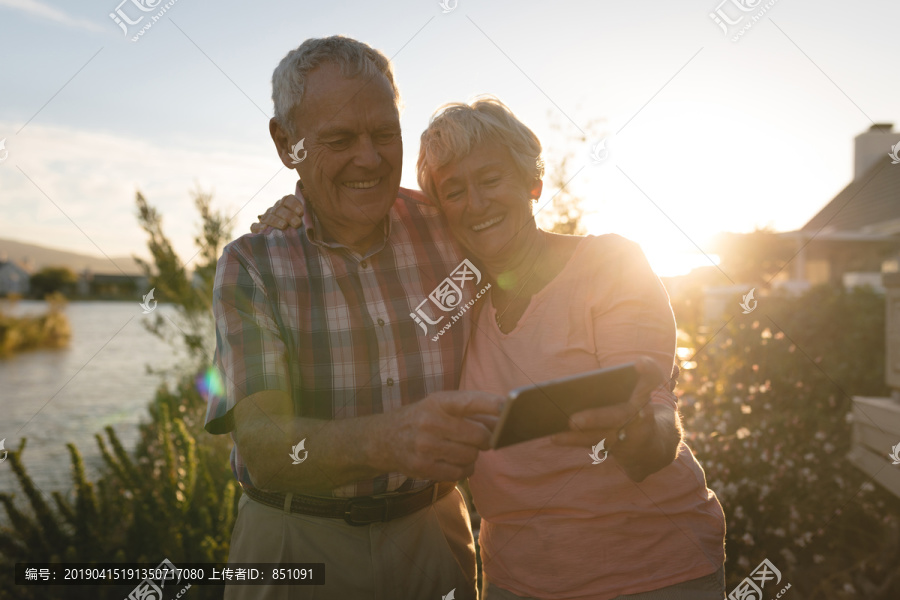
[0,263,30,296]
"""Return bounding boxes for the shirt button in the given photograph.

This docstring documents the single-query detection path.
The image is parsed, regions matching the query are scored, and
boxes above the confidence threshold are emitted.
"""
[360,260,368,268]
[386,378,394,387]
[377,318,385,326]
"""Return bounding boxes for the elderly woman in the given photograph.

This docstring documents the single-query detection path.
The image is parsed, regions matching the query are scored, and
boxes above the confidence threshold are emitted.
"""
[256,97,726,600]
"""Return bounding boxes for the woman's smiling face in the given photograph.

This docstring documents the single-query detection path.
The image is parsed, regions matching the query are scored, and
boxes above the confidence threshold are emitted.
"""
[431,140,542,263]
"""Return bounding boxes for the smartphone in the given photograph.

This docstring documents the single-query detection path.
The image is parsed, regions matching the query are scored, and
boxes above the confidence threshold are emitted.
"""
[490,363,638,450]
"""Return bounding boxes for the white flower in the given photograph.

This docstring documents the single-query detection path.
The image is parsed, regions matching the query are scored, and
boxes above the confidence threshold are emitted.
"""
[779,548,797,564]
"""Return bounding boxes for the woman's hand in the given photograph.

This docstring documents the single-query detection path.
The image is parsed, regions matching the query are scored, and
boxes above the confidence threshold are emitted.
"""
[551,356,682,482]
[250,193,306,233]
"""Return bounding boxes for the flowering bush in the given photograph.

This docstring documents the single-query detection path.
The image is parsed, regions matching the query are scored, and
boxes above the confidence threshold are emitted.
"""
[676,284,900,599]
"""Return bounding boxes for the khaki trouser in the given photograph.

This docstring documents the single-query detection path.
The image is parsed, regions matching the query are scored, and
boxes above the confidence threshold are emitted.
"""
[224,487,477,600]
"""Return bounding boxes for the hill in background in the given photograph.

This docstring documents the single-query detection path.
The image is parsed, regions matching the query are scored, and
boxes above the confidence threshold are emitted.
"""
[0,237,144,274]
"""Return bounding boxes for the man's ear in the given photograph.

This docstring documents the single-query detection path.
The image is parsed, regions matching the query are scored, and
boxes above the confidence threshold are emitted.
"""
[270,118,298,169]
[529,179,543,201]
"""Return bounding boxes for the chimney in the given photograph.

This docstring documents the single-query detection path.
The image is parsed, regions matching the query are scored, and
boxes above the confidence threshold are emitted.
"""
[854,123,900,180]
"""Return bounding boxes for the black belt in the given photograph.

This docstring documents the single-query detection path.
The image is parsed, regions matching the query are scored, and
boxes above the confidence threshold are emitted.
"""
[242,482,457,526]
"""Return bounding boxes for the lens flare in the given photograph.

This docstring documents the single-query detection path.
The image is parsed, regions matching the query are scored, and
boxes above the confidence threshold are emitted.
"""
[196,366,224,401]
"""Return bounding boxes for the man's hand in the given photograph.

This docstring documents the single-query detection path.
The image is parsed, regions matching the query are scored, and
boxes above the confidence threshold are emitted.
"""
[372,391,504,482]
[235,389,501,495]
[550,356,682,482]
[251,194,306,233]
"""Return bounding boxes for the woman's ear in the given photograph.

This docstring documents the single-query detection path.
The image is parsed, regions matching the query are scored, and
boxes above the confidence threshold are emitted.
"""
[529,180,543,201]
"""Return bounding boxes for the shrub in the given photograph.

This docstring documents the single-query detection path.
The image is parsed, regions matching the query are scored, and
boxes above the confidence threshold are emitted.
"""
[0,189,236,599]
[676,284,900,599]
[0,293,70,356]
[0,374,238,600]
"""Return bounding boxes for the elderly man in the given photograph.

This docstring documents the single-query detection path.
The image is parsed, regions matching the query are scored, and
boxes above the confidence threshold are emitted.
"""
[205,36,501,600]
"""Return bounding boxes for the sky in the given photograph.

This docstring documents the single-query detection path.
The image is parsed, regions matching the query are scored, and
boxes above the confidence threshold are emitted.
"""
[0,0,897,277]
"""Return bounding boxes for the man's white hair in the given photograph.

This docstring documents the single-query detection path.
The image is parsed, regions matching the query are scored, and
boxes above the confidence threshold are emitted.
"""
[271,35,401,134]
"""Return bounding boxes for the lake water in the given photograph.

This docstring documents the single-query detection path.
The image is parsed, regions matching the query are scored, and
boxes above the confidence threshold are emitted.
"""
[0,300,194,509]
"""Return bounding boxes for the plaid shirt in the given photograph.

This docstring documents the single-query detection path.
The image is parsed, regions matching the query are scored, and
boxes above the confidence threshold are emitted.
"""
[206,183,481,497]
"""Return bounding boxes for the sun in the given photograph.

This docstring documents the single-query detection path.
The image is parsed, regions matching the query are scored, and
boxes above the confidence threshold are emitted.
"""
[580,212,721,278]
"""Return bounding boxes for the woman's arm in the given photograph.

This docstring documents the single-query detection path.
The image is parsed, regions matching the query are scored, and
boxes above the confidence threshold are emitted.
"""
[551,235,683,482]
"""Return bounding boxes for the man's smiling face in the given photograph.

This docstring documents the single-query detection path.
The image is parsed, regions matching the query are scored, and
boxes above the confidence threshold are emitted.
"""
[278,62,403,248]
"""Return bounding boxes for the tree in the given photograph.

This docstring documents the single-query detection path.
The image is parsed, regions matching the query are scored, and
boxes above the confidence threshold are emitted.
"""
[542,153,588,235]
[134,187,233,369]
[712,227,797,286]
[29,266,77,298]
[535,112,605,236]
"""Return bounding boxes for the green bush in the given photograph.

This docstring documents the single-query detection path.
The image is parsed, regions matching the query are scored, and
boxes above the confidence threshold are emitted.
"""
[676,284,900,599]
[0,375,238,600]
[0,293,70,356]
[0,189,236,599]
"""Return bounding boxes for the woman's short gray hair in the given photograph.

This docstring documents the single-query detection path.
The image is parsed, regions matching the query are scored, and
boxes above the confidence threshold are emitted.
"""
[417,96,544,201]
[272,36,401,133]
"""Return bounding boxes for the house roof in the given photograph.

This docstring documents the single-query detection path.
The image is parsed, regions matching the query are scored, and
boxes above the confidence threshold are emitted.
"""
[800,156,900,235]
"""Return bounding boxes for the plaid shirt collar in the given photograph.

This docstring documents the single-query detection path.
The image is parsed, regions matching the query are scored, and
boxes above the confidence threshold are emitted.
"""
[296,179,392,261]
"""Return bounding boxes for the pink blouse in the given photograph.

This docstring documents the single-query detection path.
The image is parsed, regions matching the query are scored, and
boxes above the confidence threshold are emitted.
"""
[463,234,726,600]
